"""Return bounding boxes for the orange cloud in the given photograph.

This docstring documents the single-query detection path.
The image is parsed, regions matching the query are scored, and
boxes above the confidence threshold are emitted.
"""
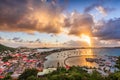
[65,11,94,36]
[0,0,94,37]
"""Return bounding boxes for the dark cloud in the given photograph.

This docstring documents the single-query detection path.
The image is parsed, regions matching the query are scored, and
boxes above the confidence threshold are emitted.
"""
[64,40,81,47]
[0,0,119,45]
[28,41,34,43]
[94,18,120,40]
[64,11,94,36]
[18,39,23,42]
[12,37,20,41]
[0,0,29,28]
[0,0,95,37]
[0,0,65,34]
[12,37,24,42]
[25,39,41,43]
[63,40,89,47]
[50,34,54,37]
[0,36,3,40]
[35,39,41,43]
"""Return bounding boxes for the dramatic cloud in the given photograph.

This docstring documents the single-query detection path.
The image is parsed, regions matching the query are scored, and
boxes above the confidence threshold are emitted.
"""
[0,0,95,36]
[0,0,65,34]
[94,18,120,40]
[0,0,119,47]
[64,11,94,36]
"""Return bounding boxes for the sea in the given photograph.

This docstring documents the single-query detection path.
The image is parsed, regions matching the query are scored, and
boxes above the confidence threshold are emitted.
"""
[44,48,120,68]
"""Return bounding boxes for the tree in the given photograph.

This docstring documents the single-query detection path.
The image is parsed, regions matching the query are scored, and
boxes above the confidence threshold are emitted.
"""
[2,55,13,62]
[18,68,38,80]
[2,74,12,80]
[107,72,120,80]
[68,72,82,80]
[89,70,105,80]
[115,56,120,70]
[26,76,40,80]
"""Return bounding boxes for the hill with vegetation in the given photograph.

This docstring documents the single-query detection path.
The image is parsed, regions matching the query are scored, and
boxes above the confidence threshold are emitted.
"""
[0,44,15,52]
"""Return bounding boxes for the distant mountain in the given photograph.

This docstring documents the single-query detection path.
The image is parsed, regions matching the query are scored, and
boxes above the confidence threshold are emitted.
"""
[0,44,15,52]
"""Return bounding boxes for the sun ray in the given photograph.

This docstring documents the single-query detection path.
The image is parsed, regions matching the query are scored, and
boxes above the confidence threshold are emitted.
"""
[81,34,91,47]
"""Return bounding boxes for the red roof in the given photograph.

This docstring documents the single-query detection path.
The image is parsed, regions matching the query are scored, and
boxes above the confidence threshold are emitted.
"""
[0,69,3,72]
[0,76,4,79]
[65,65,70,69]
[4,62,10,65]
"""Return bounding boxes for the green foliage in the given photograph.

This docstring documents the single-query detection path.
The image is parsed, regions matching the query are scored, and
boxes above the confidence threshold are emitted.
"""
[2,74,12,80]
[46,66,106,80]
[67,72,82,80]
[18,68,38,80]
[26,76,40,80]
[17,66,107,80]
[0,44,15,52]
[89,70,105,80]
[49,74,69,80]
[1,53,120,80]
[1,65,120,80]
[115,56,120,70]
[107,72,120,80]
[2,55,13,62]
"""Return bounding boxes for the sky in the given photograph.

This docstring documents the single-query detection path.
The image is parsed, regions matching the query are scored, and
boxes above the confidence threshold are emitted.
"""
[0,0,120,48]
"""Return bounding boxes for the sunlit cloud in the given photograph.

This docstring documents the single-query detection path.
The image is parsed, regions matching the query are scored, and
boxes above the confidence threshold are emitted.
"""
[64,11,94,36]
[0,0,65,34]
[0,0,119,47]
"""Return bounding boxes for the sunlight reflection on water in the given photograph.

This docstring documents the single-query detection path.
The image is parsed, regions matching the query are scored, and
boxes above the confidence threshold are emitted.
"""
[44,48,120,68]
[44,49,98,68]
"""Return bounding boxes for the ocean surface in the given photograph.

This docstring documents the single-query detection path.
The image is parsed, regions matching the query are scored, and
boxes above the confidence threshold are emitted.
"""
[44,48,120,68]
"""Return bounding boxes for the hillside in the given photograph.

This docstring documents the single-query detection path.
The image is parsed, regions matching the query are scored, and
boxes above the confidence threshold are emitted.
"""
[0,44,15,52]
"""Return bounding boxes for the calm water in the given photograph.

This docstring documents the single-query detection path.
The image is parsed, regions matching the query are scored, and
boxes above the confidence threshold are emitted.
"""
[90,48,120,56]
[44,48,120,68]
